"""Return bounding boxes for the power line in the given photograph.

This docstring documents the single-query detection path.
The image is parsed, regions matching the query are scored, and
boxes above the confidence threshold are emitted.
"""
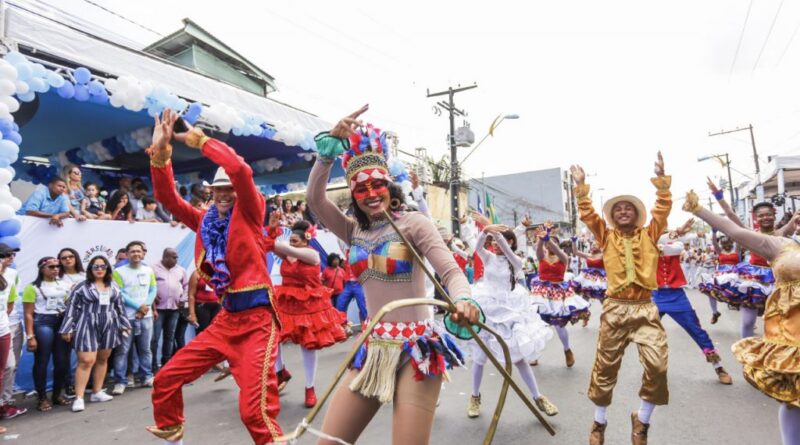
[78,0,163,37]
[752,0,785,74]
[729,0,754,79]
[776,17,800,66]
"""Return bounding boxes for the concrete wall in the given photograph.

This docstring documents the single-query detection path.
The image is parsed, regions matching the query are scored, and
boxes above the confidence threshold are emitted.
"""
[467,167,568,225]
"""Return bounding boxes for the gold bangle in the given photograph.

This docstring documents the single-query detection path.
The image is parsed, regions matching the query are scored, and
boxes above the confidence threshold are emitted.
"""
[185,128,210,150]
[150,158,172,169]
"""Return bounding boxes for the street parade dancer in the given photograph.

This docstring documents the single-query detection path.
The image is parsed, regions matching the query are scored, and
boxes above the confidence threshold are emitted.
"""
[272,220,347,408]
[307,105,481,445]
[145,109,282,444]
[684,191,800,445]
[654,218,733,385]
[465,224,556,419]
[529,223,590,368]
[571,152,670,445]
[704,179,791,338]
[573,241,608,303]
[698,230,740,324]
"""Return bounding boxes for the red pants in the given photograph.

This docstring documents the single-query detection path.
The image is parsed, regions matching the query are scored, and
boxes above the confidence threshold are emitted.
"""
[152,306,282,444]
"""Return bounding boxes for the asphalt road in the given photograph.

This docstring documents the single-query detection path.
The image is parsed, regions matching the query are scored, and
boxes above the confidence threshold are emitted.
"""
[2,289,781,444]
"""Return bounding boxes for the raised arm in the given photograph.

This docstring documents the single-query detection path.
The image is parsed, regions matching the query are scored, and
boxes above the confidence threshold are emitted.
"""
[273,243,321,265]
[489,229,523,274]
[306,156,356,243]
[473,230,490,263]
[147,112,203,231]
[571,165,608,245]
[646,152,672,240]
[684,191,787,261]
[707,178,745,228]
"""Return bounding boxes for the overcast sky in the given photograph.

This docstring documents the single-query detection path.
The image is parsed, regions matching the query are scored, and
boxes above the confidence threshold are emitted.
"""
[34,0,800,224]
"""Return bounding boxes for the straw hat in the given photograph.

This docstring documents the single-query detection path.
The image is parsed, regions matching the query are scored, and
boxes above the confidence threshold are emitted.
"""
[211,167,232,187]
[602,195,647,228]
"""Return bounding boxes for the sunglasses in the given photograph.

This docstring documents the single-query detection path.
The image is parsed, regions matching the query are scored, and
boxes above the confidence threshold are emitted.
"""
[45,265,61,270]
[91,264,108,271]
[59,254,75,260]
[0,252,15,259]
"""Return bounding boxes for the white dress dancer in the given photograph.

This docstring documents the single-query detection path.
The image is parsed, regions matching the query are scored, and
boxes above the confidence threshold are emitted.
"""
[465,225,557,418]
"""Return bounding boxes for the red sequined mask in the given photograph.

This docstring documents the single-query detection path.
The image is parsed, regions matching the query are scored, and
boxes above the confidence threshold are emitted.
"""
[353,177,389,203]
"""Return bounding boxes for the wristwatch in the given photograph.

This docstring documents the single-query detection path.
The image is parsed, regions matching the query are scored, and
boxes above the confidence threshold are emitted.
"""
[25,334,35,341]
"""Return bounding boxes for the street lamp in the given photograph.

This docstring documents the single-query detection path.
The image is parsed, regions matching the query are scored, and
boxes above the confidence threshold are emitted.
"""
[698,153,735,205]
[460,113,520,165]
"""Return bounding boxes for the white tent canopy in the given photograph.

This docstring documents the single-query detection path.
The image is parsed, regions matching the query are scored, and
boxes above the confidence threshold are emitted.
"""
[1,1,330,134]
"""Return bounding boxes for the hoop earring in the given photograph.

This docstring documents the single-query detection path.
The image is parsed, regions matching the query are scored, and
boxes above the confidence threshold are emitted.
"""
[390,198,402,210]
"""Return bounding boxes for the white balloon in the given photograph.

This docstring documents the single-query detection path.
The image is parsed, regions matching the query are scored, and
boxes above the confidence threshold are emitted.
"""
[0,96,19,113]
[0,61,16,82]
[109,94,125,108]
[0,80,14,97]
[13,81,28,95]
[0,168,13,185]
[8,197,20,212]
[104,78,118,92]
[0,188,12,202]
[0,204,14,221]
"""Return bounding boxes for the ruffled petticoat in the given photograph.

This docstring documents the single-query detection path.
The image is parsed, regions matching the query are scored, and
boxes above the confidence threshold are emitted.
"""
[273,284,347,350]
[732,281,800,408]
[573,267,607,301]
[698,264,744,308]
[736,263,774,312]
[530,280,590,327]
[465,280,553,365]
[349,319,463,404]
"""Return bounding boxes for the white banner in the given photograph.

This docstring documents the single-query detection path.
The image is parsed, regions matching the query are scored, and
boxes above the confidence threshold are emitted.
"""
[16,216,195,285]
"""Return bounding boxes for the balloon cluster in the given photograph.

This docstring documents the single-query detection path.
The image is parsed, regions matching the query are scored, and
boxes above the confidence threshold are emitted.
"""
[297,152,315,162]
[252,157,283,174]
[273,120,315,150]
[117,128,151,153]
[143,85,187,117]
[286,182,305,192]
[106,75,153,112]
[3,51,62,107]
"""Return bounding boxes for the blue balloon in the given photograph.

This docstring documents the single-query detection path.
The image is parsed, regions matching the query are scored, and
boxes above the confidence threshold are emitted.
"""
[88,80,105,96]
[89,90,109,105]
[0,159,10,168]
[4,52,26,65]
[0,120,12,135]
[57,82,75,99]
[0,219,21,237]
[0,236,21,250]
[28,77,48,93]
[74,67,91,85]
[13,63,31,81]
[5,132,20,145]
[46,71,65,88]
[74,85,89,102]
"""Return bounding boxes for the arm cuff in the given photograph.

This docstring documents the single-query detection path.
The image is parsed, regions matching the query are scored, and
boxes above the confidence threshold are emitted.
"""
[651,175,672,191]
[150,157,172,169]
[314,132,349,160]
[185,128,210,150]
[573,183,590,199]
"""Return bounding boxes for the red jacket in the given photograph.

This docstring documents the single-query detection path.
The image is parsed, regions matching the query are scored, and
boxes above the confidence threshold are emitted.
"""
[321,266,345,294]
[151,139,276,311]
[657,241,687,288]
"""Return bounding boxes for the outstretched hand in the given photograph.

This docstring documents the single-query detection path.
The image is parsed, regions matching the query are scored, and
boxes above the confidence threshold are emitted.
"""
[654,151,665,176]
[330,104,368,139]
[570,165,586,185]
[706,177,721,194]
[148,109,177,162]
[677,218,695,236]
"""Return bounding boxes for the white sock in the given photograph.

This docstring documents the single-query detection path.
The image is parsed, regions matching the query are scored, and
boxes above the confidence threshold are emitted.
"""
[301,347,317,388]
[514,361,541,399]
[164,440,182,445]
[713,361,723,369]
[594,405,607,424]
[638,400,655,424]
[741,307,758,338]
[555,326,570,351]
[708,296,719,314]
[274,345,283,372]
[471,363,484,397]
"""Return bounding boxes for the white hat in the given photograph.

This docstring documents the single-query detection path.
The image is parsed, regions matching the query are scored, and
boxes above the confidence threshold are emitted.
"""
[602,195,647,229]
[211,167,232,187]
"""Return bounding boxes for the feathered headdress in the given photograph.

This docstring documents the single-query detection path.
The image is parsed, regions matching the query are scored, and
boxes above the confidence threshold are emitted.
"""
[342,124,391,190]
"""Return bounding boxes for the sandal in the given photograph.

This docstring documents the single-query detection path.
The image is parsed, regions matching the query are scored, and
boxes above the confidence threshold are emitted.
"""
[37,399,52,412]
[52,395,70,406]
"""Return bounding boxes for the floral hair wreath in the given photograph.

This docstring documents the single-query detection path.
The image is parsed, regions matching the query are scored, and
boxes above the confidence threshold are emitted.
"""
[304,224,318,240]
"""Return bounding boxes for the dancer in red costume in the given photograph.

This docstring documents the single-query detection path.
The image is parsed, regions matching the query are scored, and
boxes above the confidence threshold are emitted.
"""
[272,220,347,408]
[145,110,282,445]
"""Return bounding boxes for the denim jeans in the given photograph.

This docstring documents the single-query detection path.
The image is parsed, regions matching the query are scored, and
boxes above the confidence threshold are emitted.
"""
[32,314,71,400]
[113,317,153,384]
[152,309,179,369]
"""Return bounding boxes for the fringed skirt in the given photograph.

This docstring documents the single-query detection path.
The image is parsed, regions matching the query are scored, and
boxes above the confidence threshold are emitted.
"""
[349,319,464,404]
[530,280,591,327]
[736,264,774,312]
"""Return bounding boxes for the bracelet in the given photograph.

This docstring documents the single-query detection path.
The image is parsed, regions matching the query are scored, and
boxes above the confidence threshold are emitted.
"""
[185,128,210,149]
[712,190,724,201]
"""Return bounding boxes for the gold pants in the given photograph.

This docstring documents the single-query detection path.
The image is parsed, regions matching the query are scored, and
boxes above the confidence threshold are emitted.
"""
[588,298,669,406]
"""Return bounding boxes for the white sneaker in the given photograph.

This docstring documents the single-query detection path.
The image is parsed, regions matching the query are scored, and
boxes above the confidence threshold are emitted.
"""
[90,390,113,403]
[71,398,84,412]
[111,384,126,395]
[142,376,155,387]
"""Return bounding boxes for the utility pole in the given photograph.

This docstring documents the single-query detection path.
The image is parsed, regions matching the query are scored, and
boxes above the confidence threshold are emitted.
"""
[427,83,478,237]
[709,124,762,200]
